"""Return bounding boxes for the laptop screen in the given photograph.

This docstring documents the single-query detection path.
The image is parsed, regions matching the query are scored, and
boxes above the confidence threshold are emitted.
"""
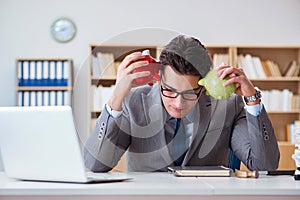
[0,106,88,182]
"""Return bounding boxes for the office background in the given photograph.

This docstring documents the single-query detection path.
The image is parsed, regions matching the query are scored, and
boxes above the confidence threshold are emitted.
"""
[0,0,300,171]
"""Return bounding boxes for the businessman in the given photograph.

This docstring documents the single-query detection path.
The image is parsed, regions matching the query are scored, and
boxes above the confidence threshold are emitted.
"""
[84,35,280,172]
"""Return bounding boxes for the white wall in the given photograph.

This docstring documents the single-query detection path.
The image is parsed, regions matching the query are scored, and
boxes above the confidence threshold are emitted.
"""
[0,0,300,170]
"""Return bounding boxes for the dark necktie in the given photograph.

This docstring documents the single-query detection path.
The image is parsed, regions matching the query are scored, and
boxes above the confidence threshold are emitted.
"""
[172,118,187,166]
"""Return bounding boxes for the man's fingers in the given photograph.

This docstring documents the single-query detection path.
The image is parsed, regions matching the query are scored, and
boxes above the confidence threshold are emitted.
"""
[125,60,149,74]
[119,52,144,70]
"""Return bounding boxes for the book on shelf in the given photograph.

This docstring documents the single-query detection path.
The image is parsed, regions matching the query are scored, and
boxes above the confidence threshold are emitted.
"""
[18,59,72,87]
[237,55,250,78]
[237,54,284,78]
[261,89,294,111]
[92,52,116,77]
[261,60,272,77]
[286,120,300,144]
[284,60,300,77]
[212,53,229,68]
[91,85,115,111]
[292,94,300,110]
[244,54,259,78]
[237,54,256,79]
[265,60,282,77]
[168,166,232,177]
[252,56,266,78]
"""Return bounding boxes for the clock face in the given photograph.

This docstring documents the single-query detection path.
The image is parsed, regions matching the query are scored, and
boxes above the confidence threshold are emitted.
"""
[51,18,76,43]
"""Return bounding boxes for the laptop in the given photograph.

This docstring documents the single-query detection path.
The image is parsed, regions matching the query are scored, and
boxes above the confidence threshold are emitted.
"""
[0,106,130,183]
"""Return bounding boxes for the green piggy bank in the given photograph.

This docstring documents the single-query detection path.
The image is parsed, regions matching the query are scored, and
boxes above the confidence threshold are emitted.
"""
[198,69,236,100]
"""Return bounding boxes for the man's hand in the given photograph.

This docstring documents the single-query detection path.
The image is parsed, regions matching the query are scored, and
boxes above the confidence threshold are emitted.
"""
[216,64,257,102]
[108,52,151,111]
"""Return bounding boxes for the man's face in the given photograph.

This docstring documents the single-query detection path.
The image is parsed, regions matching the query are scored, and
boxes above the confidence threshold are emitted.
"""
[160,65,202,118]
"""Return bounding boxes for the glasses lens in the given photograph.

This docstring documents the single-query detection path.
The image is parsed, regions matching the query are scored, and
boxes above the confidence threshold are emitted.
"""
[182,93,198,100]
[162,89,177,98]
[161,84,203,101]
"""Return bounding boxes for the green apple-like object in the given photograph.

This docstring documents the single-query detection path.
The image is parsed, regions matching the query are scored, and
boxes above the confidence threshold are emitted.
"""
[198,69,236,100]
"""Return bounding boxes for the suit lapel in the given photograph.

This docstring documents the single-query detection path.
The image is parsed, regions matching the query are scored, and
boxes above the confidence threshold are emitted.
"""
[141,85,174,165]
[183,94,213,164]
[197,99,227,159]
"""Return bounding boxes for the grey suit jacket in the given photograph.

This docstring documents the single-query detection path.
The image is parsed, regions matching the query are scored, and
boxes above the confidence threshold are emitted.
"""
[84,84,279,172]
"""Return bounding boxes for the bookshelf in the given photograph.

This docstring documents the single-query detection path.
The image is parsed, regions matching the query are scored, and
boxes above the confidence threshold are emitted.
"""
[88,44,300,170]
[233,46,300,170]
[16,58,73,107]
[233,46,300,141]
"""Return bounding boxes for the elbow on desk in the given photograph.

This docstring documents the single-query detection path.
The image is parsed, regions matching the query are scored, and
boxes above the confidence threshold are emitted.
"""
[271,150,280,170]
[83,147,112,172]
[262,145,280,171]
[247,151,280,171]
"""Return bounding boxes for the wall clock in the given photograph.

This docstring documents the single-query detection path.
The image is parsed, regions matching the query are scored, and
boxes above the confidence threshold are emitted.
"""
[51,18,77,43]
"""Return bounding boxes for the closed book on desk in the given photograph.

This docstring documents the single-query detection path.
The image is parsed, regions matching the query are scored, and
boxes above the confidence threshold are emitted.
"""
[168,166,232,177]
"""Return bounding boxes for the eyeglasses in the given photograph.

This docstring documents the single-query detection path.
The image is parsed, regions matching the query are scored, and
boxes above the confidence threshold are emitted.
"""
[160,82,203,101]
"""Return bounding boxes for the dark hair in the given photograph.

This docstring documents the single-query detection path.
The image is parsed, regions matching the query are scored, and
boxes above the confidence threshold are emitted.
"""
[159,35,212,78]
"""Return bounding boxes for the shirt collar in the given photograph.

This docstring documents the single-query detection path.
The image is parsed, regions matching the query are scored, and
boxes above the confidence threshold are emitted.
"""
[163,100,199,124]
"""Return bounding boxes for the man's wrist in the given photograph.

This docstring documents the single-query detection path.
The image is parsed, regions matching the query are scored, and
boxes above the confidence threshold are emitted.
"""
[243,87,262,105]
[105,104,122,118]
[245,98,261,106]
[108,95,123,111]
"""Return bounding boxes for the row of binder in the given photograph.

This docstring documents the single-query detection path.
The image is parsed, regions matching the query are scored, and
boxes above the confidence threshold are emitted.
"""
[18,91,71,107]
[17,60,72,86]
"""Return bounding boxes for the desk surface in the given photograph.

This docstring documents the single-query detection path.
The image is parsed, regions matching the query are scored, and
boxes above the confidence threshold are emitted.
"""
[0,172,299,200]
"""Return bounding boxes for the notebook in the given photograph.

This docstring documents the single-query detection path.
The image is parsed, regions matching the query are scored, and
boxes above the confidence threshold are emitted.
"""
[168,166,232,177]
[0,106,131,183]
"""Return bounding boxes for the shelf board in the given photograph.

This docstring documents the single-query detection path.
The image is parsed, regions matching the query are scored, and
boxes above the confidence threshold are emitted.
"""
[89,44,160,48]
[17,86,72,91]
[267,110,300,114]
[277,141,295,146]
[17,58,72,61]
[92,110,102,113]
[91,110,102,119]
[234,45,300,49]
[250,77,300,81]
[91,76,116,87]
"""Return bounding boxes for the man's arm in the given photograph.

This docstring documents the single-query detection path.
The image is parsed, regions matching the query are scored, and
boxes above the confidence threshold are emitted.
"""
[231,98,280,171]
[84,52,152,172]
[217,64,279,170]
[83,107,131,172]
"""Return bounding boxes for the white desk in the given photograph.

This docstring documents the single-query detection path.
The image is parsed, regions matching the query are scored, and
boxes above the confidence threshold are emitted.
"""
[0,172,299,200]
